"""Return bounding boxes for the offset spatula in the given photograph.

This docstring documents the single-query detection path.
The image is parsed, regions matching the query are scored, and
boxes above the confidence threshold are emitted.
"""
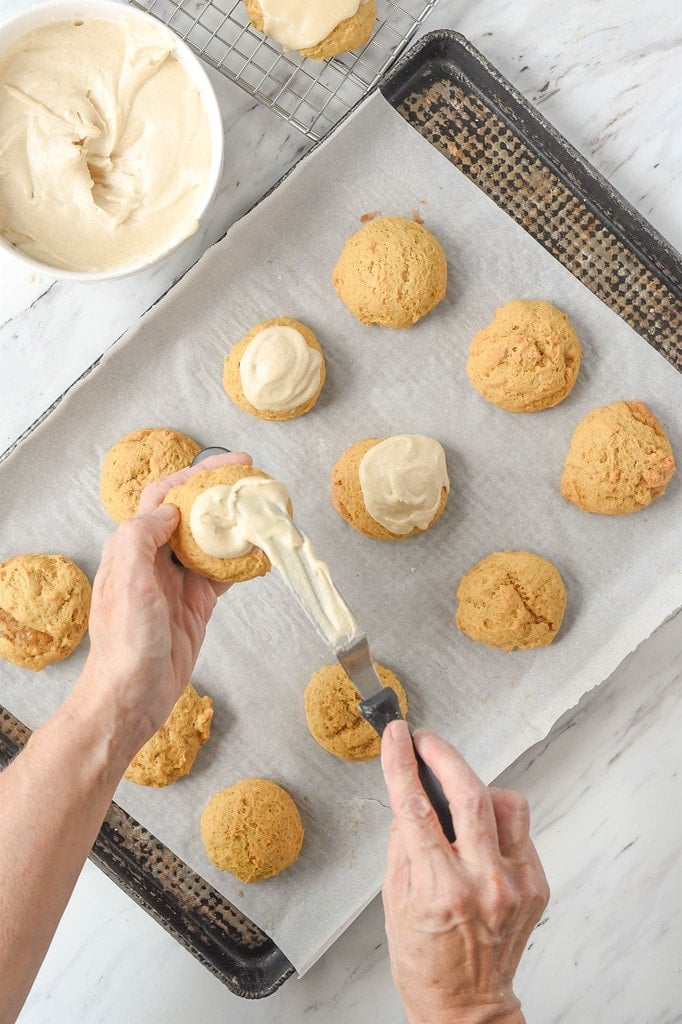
[190,447,455,842]
[336,634,455,842]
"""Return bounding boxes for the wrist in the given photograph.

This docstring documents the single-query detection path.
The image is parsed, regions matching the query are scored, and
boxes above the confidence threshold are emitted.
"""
[408,1014,523,1024]
[66,662,150,773]
[406,998,523,1024]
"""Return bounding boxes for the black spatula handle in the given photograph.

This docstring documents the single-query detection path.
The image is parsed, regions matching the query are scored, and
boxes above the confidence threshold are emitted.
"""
[359,688,455,843]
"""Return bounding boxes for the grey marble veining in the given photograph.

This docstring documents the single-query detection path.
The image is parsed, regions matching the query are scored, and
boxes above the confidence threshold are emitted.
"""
[2,0,681,1020]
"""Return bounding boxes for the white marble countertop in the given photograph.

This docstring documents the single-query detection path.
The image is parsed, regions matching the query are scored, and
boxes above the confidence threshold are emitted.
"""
[2,0,681,1020]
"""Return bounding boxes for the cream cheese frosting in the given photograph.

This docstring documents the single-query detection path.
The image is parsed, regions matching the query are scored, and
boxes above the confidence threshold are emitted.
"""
[239,324,323,412]
[259,0,362,50]
[0,18,212,272]
[358,435,450,535]
[190,477,360,646]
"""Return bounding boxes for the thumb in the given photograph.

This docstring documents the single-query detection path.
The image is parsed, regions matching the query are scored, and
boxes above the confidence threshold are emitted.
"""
[131,503,179,552]
[98,504,180,586]
[147,502,179,543]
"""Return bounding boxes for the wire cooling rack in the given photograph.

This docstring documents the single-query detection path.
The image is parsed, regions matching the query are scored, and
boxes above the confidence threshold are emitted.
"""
[130,0,438,140]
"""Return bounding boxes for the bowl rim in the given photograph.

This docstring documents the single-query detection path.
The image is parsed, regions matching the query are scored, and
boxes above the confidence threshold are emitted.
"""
[0,0,224,282]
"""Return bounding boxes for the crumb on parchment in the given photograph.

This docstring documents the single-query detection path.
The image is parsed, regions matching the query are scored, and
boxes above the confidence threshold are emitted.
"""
[412,209,424,224]
[360,210,380,222]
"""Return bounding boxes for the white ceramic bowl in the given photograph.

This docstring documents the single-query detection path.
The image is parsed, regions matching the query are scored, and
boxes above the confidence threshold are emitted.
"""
[0,0,224,281]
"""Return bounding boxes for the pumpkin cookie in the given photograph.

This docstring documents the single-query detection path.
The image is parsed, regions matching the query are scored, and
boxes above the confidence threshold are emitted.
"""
[332,216,447,328]
[100,427,201,522]
[332,435,449,540]
[164,464,291,583]
[561,401,676,515]
[223,316,325,421]
[201,778,304,883]
[455,550,566,652]
[0,554,91,671]
[466,300,582,412]
[243,0,375,60]
[124,684,213,787]
[305,662,408,761]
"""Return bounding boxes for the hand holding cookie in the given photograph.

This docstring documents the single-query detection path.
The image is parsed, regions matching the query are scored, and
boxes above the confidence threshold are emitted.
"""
[75,451,251,762]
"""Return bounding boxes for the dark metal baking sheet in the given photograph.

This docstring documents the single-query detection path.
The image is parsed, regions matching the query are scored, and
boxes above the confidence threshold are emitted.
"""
[1,30,680,1000]
[382,32,681,368]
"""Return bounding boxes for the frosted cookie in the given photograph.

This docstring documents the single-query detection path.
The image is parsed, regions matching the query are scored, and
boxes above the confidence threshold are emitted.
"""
[332,435,449,540]
[163,464,293,583]
[243,0,375,60]
[0,554,91,671]
[100,427,201,522]
[305,662,408,761]
[124,684,213,787]
[455,550,566,652]
[332,216,447,328]
[223,316,325,421]
[201,778,304,883]
[466,300,582,412]
[561,400,676,514]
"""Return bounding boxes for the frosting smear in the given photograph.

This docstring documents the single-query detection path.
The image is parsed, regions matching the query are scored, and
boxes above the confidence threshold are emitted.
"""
[190,477,361,648]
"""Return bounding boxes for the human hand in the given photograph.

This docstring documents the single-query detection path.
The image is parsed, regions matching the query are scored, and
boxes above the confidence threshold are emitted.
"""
[73,451,252,762]
[381,720,549,1024]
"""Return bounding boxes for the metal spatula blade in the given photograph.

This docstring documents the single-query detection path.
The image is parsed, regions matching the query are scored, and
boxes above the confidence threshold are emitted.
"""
[337,635,455,843]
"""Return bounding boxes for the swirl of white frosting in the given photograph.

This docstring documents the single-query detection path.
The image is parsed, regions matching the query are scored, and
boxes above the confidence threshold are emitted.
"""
[260,0,362,50]
[190,483,256,558]
[358,435,449,535]
[239,325,322,412]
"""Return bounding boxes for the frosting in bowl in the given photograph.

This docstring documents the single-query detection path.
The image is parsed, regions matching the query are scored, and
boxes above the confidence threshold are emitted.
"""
[0,17,213,272]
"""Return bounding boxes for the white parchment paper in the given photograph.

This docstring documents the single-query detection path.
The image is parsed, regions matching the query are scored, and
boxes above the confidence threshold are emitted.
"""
[1,92,680,975]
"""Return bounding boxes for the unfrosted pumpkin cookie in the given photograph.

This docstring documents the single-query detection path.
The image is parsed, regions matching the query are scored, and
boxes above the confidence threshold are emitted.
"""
[223,316,325,421]
[243,0,375,60]
[332,216,447,328]
[467,300,582,412]
[100,427,201,522]
[305,662,408,761]
[0,554,91,671]
[331,435,449,540]
[201,778,304,883]
[455,550,566,652]
[124,684,213,787]
[561,401,676,515]
[163,464,288,583]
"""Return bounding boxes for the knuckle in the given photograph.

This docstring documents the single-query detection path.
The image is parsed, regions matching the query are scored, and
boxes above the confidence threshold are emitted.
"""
[117,517,145,542]
[139,480,169,510]
[506,789,531,820]
[460,784,489,820]
[421,885,471,932]
[400,792,435,823]
[491,786,530,820]
[484,871,521,926]
[536,875,551,908]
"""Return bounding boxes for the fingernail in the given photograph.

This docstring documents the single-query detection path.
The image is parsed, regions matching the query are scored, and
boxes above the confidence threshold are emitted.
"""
[156,503,178,521]
[413,728,435,745]
[388,719,411,748]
